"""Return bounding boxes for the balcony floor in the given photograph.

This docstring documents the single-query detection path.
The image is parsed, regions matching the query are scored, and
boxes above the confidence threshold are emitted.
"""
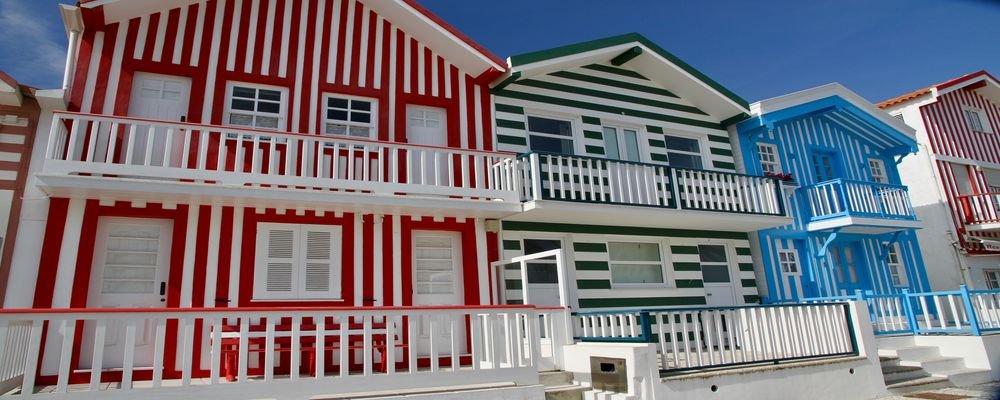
[806,216,922,234]
[508,200,792,232]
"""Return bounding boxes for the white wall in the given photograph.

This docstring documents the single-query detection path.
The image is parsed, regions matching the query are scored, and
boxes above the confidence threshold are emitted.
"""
[913,335,1000,381]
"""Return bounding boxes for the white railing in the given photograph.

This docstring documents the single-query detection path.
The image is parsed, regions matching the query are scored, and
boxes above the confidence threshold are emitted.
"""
[0,306,544,398]
[971,291,1000,330]
[910,290,979,334]
[517,152,784,216]
[0,321,32,394]
[44,112,520,203]
[572,303,858,372]
[805,179,916,221]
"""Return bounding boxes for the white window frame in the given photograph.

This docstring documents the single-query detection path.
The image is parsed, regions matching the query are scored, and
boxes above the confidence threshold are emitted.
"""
[322,93,377,140]
[757,142,781,174]
[525,113,577,155]
[778,249,800,275]
[868,158,888,183]
[602,125,645,162]
[224,81,288,130]
[253,222,343,301]
[986,269,1000,290]
[885,243,908,288]
[962,106,992,134]
[607,239,669,288]
[664,132,707,170]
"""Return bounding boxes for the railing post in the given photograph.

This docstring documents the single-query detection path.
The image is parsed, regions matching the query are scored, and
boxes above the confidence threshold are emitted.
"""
[529,153,542,201]
[639,311,653,343]
[959,285,982,336]
[900,289,918,334]
[670,167,681,209]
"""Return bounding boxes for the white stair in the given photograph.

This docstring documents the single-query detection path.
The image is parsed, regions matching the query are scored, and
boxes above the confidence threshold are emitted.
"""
[877,337,993,394]
[540,370,588,400]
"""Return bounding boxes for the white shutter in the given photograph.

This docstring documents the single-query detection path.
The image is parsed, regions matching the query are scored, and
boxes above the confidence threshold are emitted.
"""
[254,224,299,299]
[300,226,342,299]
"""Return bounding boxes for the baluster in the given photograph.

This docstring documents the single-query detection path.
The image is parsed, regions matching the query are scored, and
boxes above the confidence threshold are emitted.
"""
[152,318,166,387]
[315,315,326,378]
[340,315,349,377]
[181,316,195,385]
[407,315,418,373]
[89,319,107,392]
[209,316,222,384]
[363,314,373,376]
[237,317,250,382]
[264,318,276,382]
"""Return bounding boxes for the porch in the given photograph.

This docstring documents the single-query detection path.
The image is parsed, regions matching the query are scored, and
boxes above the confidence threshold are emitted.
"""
[803,179,921,234]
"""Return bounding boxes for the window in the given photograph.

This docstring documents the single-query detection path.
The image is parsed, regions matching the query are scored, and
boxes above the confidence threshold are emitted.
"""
[408,107,442,130]
[699,244,732,283]
[986,269,1000,290]
[608,241,664,285]
[324,94,375,139]
[830,246,858,284]
[885,243,908,287]
[869,158,888,183]
[603,126,641,161]
[527,116,574,154]
[757,143,780,173]
[254,223,342,300]
[226,83,285,129]
[665,135,703,169]
[811,152,838,182]
[778,249,799,275]
[963,106,992,133]
[523,239,562,284]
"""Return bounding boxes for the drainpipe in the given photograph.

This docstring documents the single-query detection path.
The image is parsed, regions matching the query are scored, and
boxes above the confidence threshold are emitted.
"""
[62,30,80,92]
[59,5,84,94]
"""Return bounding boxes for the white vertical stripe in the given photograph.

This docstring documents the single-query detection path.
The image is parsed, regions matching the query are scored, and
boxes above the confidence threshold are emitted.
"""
[341,0,356,86]
[260,0,277,75]
[403,34,411,94]
[416,43,425,95]
[353,213,363,306]
[372,16,383,90]
[228,207,244,306]
[180,206,200,308]
[291,0,309,131]
[102,24,128,114]
[201,0,227,123]
[388,27,397,141]
[225,0,243,71]
[189,1,206,67]
[204,205,223,307]
[278,0,292,77]
[373,215,383,306]
[457,74,467,149]
[474,219,488,305]
[358,4,370,88]
[325,0,342,84]
[244,0,261,74]
[430,53,439,97]
[133,15,149,60]
[52,199,86,308]
[474,84,483,150]
[79,31,105,114]
[487,91,496,150]
[444,62,452,99]
[308,0,327,134]
[171,5,189,64]
[392,215,402,306]
[151,10,168,62]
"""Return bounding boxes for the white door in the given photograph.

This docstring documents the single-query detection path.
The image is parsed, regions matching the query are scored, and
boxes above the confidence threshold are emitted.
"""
[406,106,447,185]
[126,73,192,167]
[81,218,173,369]
[522,238,563,307]
[699,244,740,307]
[411,231,464,357]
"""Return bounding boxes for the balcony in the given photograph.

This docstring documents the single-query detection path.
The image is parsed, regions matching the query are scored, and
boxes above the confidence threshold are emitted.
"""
[37,112,523,217]
[503,152,791,231]
[957,193,1000,232]
[803,179,920,234]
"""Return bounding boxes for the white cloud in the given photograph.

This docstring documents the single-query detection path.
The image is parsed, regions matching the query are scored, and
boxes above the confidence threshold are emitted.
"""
[0,1,67,88]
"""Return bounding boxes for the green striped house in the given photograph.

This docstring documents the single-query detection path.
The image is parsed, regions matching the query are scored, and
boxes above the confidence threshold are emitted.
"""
[492,34,789,311]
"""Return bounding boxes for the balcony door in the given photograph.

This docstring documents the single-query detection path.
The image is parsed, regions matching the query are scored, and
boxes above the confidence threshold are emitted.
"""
[700,244,741,306]
[81,217,174,370]
[126,73,191,167]
[411,231,465,356]
[810,150,840,183]
[828,243,869,294]
[406,106,447,186]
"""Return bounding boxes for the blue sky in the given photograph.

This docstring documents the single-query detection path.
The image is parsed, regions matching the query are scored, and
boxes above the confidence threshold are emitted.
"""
[2,0,998,104]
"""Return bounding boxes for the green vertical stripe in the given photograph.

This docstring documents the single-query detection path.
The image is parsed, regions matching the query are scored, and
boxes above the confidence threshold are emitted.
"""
[574,242,608,252]
[503,240,521,250]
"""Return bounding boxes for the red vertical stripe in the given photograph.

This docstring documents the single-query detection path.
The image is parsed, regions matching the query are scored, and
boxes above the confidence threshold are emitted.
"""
[362,214,374,305]
[142,13,161,62]
[89,24,119,114]
[251,0,270,76]
[349,1,364,87]
[332,0,349,85]
[32,199,70,308]
[463,75,476,149]
[215,207,235,306]
[68,30,97,112]
[479,82,494,151]
[268,0,286,76]
[233,1,253,73]
[161,8,182,65]
[381,216,394,306]
[364,9,378,89]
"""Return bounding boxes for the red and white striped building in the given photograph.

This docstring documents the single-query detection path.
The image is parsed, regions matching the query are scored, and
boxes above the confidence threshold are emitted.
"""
[879,71,1000,291]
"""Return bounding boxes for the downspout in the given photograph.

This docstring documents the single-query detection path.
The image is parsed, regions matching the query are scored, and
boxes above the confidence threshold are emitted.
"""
[62,30,80,92]
[59,5,85,95]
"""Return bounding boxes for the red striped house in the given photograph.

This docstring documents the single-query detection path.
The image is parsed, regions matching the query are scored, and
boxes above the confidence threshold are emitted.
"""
[879,71,1000,290]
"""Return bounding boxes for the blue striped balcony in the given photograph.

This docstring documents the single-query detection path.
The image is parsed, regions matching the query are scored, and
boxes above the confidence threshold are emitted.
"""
[802,179,920,234]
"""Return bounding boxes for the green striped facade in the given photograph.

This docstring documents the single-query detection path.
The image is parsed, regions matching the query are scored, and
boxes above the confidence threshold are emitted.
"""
[493,61,738,172]
[499,222,760,310]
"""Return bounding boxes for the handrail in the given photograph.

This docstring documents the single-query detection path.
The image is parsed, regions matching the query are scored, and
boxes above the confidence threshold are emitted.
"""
[807,178,909,191]
[0,304,538,316]
[803,178,916,221]
[955,192,1000,225]
[518,151,782,181]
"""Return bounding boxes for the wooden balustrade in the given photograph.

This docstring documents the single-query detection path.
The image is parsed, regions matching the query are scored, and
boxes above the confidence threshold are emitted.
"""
[957,193,1000,226]
[805,179,916,221]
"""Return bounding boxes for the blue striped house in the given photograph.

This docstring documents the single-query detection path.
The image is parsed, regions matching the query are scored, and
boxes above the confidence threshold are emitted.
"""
[734,84,931,301]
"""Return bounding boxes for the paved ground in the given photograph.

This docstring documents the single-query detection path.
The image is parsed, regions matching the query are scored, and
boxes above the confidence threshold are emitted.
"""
[878,382,1000,400]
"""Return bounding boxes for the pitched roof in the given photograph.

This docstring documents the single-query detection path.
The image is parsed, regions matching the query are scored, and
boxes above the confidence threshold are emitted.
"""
[877,70,1000,109]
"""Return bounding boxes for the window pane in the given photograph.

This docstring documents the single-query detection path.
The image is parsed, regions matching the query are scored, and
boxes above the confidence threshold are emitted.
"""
[527,263,559,284]
[348,126,370,137]
[609,242,660,262]
[665,135,699,152]
[529,135,574,155]
[702,265,731,283]
[328,97,349,109]
[229,114,254,126]
[603,127,620,160]
[611,264,664,284]
[698,245,727,262]
[231,99,255,111]
[352,100,372,111]
[255,116,279,129]
[232,86,256,99]
[527,116,572,137]
[623,129,640,161]
[325,123,348,135]
[327,109,349,122]
[257,101,280,114]
[668,153,702,169]
[258,89,281,101]
[350,111,371,123]
[524,239,560,253]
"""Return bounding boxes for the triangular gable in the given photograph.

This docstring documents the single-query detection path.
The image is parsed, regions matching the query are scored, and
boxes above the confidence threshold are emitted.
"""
[502,33,750,122]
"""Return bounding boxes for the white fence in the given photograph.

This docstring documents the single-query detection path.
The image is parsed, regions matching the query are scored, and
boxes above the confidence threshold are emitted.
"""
[805,179,915,221]
[0,305,558,398]
[44,112,520,203]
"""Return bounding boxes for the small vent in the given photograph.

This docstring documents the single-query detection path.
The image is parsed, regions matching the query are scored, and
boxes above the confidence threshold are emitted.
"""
[306,231,331,260]
[268,230,295,259]
[266,262,293,292]
[305,263,330,292]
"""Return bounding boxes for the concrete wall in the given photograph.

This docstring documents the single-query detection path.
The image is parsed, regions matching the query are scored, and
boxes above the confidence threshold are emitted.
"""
[912,334,1000,381]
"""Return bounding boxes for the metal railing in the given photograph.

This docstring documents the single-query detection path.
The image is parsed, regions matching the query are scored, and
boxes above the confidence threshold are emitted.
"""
[516,152,785,216]
[957,192,1000,226]
[571,302,858,373]
[804,179,916,222]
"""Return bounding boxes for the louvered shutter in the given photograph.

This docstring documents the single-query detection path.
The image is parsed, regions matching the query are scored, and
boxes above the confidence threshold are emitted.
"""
[254,224,299,299]
[300,226,342,299]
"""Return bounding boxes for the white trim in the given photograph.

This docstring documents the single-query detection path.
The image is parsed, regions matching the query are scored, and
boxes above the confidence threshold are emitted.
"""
[228,207,244,306]
[392,215,402,306]
[524,113,577,155]
[373,214,383,306]
[204,205,222,307]
[180,206,199,307]
[474,218,489,305]
[778,248,800,276]
[353,214,363,306]
[757,142,781,174]
[868,158,888,183]
[321,93,378,139]
[224,81,289,130]
[601,125,645,162]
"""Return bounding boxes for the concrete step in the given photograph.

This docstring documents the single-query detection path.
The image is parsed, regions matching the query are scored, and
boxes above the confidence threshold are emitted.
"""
[882,346,941,362]
[583,390,634,400]
[881,364,929,383]
[901,356,966,374]
[539,370,575,387]
[885,375,952,395]
[936,368,994,387]
[875,335,916,350]
[879,355,900,368]
[545,384,587,400]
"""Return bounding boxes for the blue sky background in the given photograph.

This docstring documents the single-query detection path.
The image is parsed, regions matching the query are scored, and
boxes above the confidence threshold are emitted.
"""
[2,0,998,104]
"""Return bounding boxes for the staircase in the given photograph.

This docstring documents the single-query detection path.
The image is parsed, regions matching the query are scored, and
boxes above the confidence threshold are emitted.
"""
[540,370,587,400]
[877,336,993,394]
